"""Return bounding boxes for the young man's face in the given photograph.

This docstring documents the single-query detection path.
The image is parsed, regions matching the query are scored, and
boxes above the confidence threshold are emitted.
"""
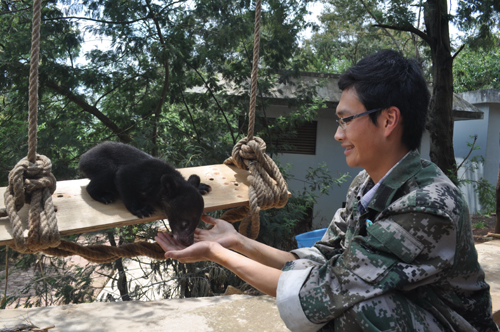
[334,88,385,171]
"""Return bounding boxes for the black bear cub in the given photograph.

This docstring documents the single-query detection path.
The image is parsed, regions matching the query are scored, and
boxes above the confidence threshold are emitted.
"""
[79,142,211,246]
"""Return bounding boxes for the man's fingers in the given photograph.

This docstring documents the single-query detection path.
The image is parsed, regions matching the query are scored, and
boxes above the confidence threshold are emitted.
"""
[155,232,184,251]
[200,214,217,225]
[155,233,171,251]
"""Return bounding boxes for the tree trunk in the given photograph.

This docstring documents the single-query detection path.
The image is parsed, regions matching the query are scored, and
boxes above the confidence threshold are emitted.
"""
[495,132,500,233]
[424,0,457,181]
[107,232,130,301]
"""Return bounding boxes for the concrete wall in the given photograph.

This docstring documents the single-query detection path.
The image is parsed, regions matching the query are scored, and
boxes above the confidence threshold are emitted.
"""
[456,90,500,213]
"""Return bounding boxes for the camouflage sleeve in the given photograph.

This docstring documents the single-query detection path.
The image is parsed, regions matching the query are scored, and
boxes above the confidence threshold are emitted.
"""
[289,207,348,264]
[277,261,327,332]
[280,211,457,328]
[276,207,348,331]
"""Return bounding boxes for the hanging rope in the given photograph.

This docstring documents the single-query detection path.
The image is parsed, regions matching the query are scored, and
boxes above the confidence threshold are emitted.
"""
[3,0,61,254]
[222,0,288,239]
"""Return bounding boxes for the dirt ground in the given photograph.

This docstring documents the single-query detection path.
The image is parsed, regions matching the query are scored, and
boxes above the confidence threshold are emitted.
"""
[471,214,498,243]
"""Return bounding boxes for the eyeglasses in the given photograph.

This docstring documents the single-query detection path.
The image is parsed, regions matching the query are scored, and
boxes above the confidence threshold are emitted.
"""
[336,108,383,130]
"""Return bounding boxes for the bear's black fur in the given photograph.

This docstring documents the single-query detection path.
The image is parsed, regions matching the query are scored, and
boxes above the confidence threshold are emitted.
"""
[79,142,210,246]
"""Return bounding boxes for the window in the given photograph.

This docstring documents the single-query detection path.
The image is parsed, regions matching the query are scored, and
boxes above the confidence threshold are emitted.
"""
[239,116,318,155]
[277,120,317,155]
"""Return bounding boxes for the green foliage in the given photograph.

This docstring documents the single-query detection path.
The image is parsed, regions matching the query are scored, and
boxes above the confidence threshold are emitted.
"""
[454,0,500,50]
[472,221,488,230]
[453,37,500,92]
[474,178,496,217]
[1,254,99,308]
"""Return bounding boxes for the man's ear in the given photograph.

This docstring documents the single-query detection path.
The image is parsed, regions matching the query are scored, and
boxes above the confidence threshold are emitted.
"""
[382,106,402,137]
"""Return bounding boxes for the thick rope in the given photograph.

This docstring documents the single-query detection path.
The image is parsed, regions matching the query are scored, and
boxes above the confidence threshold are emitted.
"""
[4,0,62,254]
[223,138,288,238]
[27,0,41,163]
[42,240,167,263]
[246,0,261,141]
[221,0,288,239]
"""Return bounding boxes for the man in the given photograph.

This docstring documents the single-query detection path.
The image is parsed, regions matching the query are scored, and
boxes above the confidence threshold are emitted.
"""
[156,50,497,331]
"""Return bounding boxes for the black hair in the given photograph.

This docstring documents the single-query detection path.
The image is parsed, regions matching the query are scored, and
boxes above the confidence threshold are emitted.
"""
[338,49,430,151]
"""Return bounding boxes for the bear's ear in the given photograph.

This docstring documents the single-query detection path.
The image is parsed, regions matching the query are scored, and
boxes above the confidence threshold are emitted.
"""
[187,174,200,188]
[161,174,180,196]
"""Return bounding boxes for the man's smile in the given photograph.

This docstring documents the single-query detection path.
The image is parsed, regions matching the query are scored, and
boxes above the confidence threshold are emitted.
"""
[342,144,354,154]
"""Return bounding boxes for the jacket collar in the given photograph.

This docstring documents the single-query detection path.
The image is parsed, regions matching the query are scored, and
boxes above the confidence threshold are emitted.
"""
[365,149,422,213]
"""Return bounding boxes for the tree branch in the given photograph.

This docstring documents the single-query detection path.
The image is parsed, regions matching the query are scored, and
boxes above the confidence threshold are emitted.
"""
[0,5,32,15]
[44,81,132,143]
[95,75,144,105]
[42,15,151,25]
[145,0,170,156]
[452,44,465,60]
[181,91,201,144]
[456,134,477,171]
[373,24,432,45]
[178,54,237,144]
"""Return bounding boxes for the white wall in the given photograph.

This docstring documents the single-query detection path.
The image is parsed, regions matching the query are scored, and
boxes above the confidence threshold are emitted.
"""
[454,105,490,167]
[485,103,500,187]
[454,90,500,213]
[420,131,431,160]
[269,106,361,229]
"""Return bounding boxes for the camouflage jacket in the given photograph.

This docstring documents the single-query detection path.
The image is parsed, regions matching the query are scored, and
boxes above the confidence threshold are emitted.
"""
[276,150,497,332]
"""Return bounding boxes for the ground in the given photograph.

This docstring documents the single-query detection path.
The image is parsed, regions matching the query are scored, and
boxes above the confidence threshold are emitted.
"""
[471,213,498,243]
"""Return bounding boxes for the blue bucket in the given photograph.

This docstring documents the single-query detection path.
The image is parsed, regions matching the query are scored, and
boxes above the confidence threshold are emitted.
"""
[295,228,327,248]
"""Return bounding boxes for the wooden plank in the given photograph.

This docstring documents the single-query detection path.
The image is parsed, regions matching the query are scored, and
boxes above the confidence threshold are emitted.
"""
[0,164,252,246]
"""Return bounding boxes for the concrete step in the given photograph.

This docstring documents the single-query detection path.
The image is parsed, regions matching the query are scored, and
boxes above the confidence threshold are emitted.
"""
[0,295,289,332]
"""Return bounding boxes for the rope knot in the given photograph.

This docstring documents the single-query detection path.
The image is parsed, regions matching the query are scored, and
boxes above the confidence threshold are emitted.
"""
[5,154,60,253]
[223,137,288,239]
[228,137,267,170]
[18,155,57,196]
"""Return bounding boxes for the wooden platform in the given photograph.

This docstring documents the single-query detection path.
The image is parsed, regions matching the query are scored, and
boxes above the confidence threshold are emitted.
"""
[0,164,251,246]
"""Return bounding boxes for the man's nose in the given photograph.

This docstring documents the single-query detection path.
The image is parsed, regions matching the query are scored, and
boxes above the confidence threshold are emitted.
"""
[334,125,345,141]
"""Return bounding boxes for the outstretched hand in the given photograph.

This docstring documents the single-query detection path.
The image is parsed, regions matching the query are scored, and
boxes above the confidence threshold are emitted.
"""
[155,231,218,263]
[194,215,240,249]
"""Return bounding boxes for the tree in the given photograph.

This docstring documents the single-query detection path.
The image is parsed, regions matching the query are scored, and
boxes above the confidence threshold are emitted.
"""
[300,1,423,73]
[312,0,500,179]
